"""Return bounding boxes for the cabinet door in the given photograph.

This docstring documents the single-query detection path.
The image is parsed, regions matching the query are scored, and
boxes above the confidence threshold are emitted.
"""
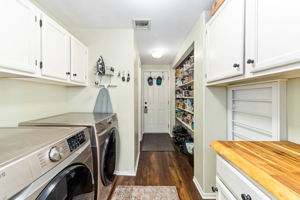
[70,37,87,84]
[247,0,300,73]
[216,177,237,200]
[206,0,245,83]
[41,14,70,80]
[0,0,38,73]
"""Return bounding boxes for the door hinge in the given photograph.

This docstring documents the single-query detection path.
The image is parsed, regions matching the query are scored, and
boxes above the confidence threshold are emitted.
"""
[35,16,37,22]
[168,124,170,128]
[39,19,43,27]
[35,60,37,66]
[205,73,207,78]
[40,61,43,69]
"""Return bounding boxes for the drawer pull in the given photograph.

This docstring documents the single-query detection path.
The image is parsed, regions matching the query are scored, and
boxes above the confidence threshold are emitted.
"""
[241,194,252,200]
[247,59,255,64]
[233,63,240,68]
[211,186,218,192]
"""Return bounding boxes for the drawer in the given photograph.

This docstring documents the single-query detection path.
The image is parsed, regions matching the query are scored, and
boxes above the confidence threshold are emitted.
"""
[216,177,237,200]
[217,155,271,200]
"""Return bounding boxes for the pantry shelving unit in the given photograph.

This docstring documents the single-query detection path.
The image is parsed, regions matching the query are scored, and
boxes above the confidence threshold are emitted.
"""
[175,46,194,135]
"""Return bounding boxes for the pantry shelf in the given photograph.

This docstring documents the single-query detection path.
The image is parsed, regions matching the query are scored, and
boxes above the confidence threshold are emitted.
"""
[176,80,194,89]
[176,107,194,114]
[176,97,194,99]
[176,117,194,133]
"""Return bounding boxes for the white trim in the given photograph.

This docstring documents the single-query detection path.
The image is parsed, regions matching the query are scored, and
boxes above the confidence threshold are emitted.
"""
[114,170,136,176]
[135,150,140,174]
[193,177,216,199]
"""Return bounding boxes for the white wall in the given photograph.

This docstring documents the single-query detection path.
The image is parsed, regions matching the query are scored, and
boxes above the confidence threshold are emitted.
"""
[0,79,68,126]
[67,29,137,173]
[172,12,227,197]
[287,78,300,144]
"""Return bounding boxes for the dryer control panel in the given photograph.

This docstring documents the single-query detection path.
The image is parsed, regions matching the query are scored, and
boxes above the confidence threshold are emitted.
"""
[67,131,86,152]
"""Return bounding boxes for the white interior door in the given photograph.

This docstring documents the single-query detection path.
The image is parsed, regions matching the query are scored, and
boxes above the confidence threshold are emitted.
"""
[143,71,169,133]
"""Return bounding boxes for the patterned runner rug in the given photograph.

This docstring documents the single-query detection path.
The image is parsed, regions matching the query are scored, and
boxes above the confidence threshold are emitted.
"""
[111,186,180,200]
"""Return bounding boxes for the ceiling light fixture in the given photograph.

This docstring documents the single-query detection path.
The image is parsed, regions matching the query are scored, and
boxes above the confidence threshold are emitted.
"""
[152,51,163,59]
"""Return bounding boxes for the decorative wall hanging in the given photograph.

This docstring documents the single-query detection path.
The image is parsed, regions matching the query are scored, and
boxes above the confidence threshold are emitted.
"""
[96,56,105,75]
[156,76,162,86]
[148,73,153,86]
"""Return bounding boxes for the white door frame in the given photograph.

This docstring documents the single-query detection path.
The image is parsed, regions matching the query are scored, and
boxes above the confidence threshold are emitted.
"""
[140,69,171,141]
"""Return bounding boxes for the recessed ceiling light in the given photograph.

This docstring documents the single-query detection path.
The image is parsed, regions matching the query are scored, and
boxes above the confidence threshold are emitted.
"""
[152,51,163,59]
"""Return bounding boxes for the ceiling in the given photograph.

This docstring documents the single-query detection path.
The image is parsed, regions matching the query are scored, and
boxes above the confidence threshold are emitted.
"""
[35,0,213,65]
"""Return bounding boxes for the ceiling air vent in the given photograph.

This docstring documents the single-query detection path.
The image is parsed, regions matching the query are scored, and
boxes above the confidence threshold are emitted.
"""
[133,19,151,30]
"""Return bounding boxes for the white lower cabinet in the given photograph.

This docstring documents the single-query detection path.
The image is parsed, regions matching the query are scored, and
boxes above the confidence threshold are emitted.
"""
[215,155,274,200]
[0,0,38,74]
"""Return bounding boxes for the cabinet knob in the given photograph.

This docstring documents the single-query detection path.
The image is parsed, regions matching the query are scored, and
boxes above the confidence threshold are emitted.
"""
[211,186,218,192]
[241,194,252,200]
[233,63,240,68]
[73,73,77,77]
[66,72,70,75]
[247,59,255,64]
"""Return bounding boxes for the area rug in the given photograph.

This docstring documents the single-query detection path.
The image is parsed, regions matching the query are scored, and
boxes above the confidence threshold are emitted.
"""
[142,133,175,152]
[111,186,180,200]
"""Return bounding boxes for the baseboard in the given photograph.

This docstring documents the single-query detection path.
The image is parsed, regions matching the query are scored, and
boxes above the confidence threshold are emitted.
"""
[193,177,216,199]
[114,170,136,176]
[135,150,140,174]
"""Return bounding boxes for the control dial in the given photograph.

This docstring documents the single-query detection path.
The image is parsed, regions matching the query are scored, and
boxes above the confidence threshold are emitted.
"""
[49,146,64,162]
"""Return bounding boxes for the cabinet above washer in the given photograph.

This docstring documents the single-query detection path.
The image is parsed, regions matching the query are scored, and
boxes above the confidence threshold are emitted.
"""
[0,0,88,86]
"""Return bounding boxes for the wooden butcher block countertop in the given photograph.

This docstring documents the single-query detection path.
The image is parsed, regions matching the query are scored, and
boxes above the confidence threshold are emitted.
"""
[211,141,300,200]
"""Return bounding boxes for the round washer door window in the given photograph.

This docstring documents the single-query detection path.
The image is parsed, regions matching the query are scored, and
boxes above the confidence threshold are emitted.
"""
[37,164,94,200]
[101,128,117,186]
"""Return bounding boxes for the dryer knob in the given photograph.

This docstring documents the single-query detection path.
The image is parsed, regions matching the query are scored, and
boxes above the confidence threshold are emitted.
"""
[49,146,63,162]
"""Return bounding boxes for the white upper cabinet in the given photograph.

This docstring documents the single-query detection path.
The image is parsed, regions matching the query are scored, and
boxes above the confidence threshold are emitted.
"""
[0,0,38,73]
[206,0,245,83]
[246,0,300,73]
[70,37,88,84]
[41,14,70,81]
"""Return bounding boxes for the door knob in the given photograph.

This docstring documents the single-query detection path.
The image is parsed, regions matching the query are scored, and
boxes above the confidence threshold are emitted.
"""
[247,59,255,64]
[73,73,77,77]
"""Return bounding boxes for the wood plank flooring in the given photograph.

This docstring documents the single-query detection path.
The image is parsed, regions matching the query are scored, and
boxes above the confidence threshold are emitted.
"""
[111,145,203,200]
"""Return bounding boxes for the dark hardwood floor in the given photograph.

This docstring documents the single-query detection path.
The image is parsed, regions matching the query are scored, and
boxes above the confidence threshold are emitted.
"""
[111,144,203,200]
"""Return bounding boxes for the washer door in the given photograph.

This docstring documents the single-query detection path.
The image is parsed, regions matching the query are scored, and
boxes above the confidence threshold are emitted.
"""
[100,128,117,186]
[37,164,94,200]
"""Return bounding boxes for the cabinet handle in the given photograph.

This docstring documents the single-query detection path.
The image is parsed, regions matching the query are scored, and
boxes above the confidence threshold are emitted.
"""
[211,186,218,192]
[247,59,255,64]
[233,63,240,68]
[241,194,252,200]
[73,73,77,77]
[66,72,70,75]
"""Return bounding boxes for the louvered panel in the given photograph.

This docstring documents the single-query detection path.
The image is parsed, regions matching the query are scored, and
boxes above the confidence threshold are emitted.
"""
[228,81,287,141]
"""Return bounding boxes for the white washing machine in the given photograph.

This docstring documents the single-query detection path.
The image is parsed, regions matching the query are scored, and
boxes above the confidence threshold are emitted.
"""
[20,113,118,200]
[0,127,94,200]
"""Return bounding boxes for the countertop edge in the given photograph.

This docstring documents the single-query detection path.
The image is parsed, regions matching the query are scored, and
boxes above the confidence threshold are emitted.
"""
[211,141,300,200]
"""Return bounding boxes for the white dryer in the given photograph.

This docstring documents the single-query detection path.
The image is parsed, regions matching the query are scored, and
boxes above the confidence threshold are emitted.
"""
[20,113,119,200]
[0,127,94,200]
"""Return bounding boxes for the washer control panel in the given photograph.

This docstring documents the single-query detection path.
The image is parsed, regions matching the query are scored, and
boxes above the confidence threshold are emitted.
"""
[67,131,86,152]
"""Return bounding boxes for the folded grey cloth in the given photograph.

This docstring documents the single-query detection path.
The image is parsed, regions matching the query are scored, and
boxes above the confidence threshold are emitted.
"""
[93,88,113,113]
